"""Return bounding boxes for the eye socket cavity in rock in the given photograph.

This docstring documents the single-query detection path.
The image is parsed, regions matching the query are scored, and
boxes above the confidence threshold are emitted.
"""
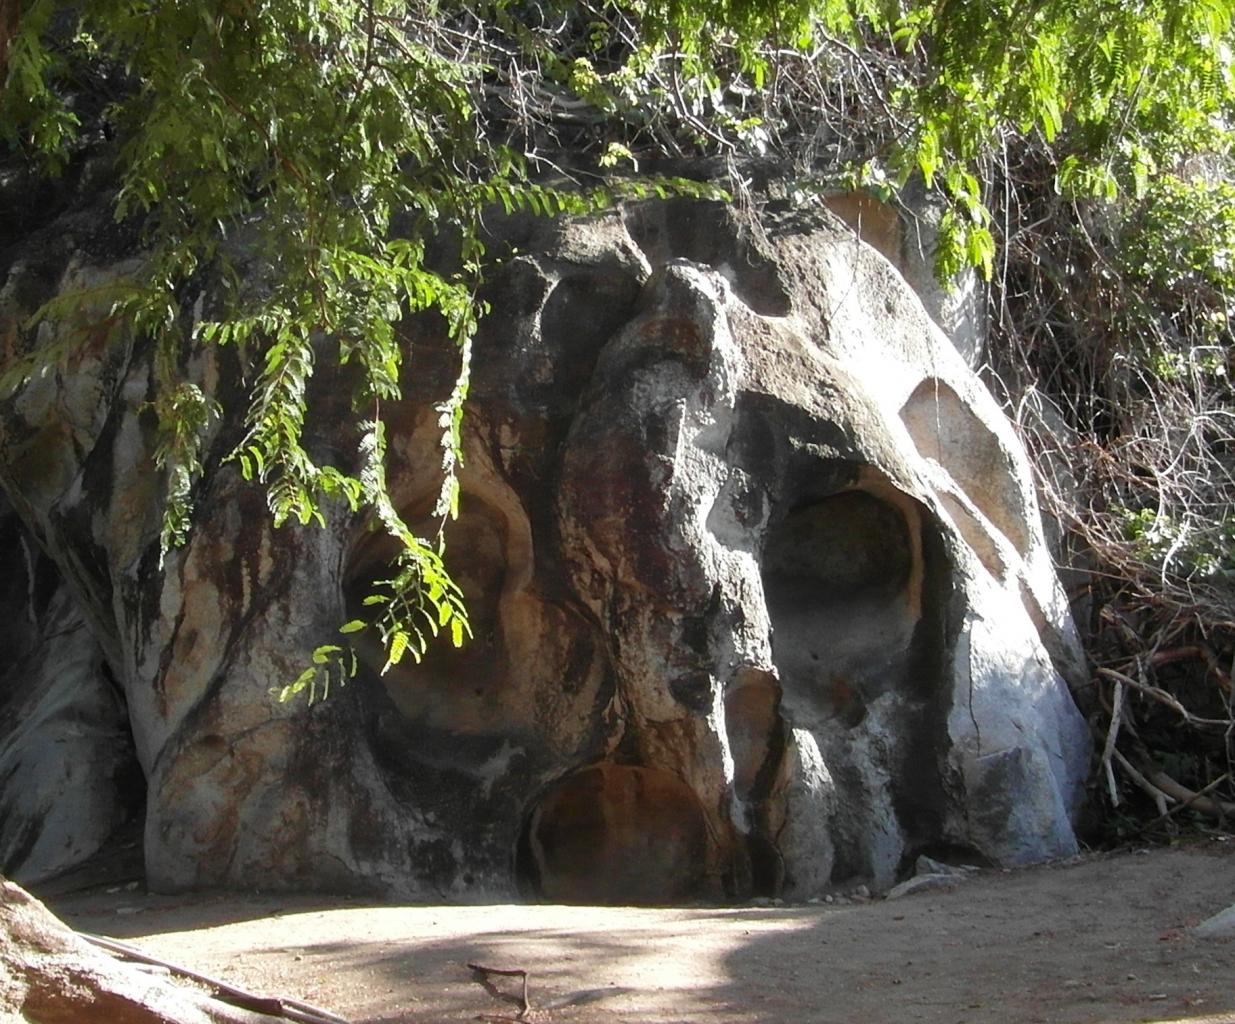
[761,487,921,727]
[514,477,948,903]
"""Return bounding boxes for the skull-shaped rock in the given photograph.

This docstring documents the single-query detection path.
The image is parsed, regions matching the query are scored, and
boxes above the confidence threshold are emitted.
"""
[0,197,1090,899]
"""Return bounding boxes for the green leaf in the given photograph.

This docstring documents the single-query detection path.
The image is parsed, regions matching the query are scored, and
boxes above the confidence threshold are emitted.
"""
[385,630,410,671]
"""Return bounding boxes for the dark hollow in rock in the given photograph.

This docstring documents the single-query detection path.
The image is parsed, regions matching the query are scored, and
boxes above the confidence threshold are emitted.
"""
[517,763,711,905]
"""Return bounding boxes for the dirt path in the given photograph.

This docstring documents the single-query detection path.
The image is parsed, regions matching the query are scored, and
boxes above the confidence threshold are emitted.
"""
[47,842,1235,1024]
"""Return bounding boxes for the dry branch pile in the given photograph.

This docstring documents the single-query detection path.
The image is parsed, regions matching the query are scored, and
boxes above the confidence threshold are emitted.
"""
[991,138,1235,841]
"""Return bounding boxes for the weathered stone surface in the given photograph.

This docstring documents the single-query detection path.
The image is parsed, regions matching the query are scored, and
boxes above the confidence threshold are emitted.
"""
[0,877,282,1022]
[0,193,1090,902]
[824,183,988,368]
[0,497,140,886]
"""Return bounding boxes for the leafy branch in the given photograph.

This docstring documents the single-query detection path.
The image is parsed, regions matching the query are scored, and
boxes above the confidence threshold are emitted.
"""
[4,0,1233,712]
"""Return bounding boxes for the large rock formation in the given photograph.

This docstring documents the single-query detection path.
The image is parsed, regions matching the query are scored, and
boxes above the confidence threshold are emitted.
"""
[0,184,1091,902]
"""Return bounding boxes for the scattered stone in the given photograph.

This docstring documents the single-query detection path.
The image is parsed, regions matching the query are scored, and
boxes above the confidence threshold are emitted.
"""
[886,874,966,900]
[1194,903,1235,939]
[914,856,980,877]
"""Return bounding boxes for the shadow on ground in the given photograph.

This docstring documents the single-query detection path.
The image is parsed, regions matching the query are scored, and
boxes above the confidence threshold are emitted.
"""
[49,843,1235,1024]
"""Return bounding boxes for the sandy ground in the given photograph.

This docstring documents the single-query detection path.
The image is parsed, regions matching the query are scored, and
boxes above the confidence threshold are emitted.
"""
[45,840,1235,1024]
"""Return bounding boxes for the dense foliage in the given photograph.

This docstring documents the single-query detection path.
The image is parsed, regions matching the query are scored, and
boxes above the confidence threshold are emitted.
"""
[2,0,1235,823]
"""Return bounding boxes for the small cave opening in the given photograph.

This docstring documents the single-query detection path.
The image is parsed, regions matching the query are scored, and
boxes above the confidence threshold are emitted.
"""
[515,763,711,905]
[761,489,917,722]
[897,841,992,879]
[539,272,645,382]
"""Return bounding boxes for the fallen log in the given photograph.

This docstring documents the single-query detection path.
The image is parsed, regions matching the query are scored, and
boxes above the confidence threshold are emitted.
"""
[0,876,348,1024]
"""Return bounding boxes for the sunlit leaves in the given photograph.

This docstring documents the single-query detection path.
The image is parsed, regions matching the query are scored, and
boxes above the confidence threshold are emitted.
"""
[885,0,1235,278]
[5,0,1235,701]
[271,643,357,704]
[1120,174,1235,332]
[151,381,220,558]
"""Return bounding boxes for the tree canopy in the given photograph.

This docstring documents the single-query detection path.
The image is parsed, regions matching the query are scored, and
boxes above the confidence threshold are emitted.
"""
[2,0,1235,707]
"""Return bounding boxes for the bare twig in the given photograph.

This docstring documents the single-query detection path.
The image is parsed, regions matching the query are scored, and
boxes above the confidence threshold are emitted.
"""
[468,962,532,1019]
[1134,772,1233,835]
[1096,666,1232,729]
[1136,762,1235,820]
[1100,679,1125,805]
[1111,748,1170,816]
